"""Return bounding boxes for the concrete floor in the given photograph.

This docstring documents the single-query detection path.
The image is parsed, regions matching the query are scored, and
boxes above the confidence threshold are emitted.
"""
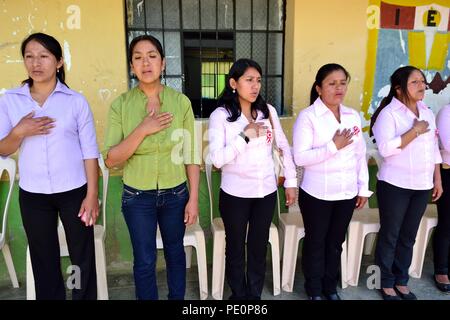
[0,249,448,300]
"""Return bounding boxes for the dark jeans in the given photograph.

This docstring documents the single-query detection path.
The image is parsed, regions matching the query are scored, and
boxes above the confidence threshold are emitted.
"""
[19,184,97,300]
[434,166,450,275]
[375,180,430,288]
[298,188,356,297]
[122,182,188,300]
[219,189,277,300]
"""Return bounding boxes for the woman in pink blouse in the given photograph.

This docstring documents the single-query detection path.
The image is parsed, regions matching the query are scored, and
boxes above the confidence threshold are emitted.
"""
[371,66,443,300]
[208,59,297,300]
[293,63,372,300]
[0,33,99,299]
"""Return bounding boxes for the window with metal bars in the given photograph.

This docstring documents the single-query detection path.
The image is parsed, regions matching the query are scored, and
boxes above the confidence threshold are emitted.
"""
[125,0,286,118]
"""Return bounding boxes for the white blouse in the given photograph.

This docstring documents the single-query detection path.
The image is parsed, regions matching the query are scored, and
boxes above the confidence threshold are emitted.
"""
[372,97,442,190]
[293,98,372,201]
[208,104,297,198]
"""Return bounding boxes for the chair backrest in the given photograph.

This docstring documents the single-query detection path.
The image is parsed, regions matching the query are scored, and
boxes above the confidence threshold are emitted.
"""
[0,157,16,246]
[98,154,109,232]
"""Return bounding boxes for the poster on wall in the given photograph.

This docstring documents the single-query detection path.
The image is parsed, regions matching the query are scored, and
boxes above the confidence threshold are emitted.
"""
[363,0,450,147]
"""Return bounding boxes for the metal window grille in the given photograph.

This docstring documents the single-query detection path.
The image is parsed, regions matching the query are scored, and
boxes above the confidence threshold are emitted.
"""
[125,0,286,117]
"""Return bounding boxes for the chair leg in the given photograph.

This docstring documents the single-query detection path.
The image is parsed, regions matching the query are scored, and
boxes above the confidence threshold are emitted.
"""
[281,225,300,292]
[2,244,19,288]
[185,246,193,269]
[346,222,366,286]
[269,225,280,296]
[212,231,226,300]
[95,240,109,300]
[409,221,433,278]
[363,233,377,256]
[341,238,348,289]
[278,224,285,260]
[26,246,36,300]
[194,231,208,300]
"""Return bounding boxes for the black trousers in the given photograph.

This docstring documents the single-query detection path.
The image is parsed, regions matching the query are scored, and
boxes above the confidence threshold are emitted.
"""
[219,189,277,300]
[375,180,430,288]
[434,166,450,275]
[19,184,97,300]
[298,188,356,296]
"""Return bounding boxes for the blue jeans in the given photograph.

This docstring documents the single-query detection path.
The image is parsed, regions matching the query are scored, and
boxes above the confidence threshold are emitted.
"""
[122,182,188,300]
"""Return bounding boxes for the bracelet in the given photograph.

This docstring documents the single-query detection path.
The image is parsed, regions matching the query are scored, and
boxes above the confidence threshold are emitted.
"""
[239,131,249,143]
[413,127,420,137]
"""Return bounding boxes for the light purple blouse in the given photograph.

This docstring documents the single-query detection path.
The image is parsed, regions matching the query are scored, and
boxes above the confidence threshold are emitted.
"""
[0,81,99,194]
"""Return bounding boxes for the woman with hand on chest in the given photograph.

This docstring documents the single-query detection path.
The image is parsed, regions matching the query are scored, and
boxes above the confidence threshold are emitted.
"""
[208,58,297,300]
[371,66,443,300]
[0,33,99,300]
[293,63,372,300]
[103,35,200,300]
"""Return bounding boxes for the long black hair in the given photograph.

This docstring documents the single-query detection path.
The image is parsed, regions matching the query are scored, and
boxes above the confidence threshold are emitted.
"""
[369,66,426,137]
[217,58,269,122]
[20,32,67,87]
[310,63,350,105]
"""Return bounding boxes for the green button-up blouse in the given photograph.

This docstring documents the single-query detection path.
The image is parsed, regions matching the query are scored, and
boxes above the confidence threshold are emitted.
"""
[103,85,201,190]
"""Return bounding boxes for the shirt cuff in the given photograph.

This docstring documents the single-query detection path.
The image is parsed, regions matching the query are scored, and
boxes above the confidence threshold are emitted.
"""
[283,178,297,188]
[382,136,402,156]
[326,140,338,155]
[358,188,373,198]
[82,148,100,160]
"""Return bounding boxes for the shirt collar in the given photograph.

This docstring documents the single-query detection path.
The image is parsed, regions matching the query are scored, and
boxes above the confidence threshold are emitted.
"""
[134,85,166,103]
[7,80,73,97]
[313,97,352,116]
[391,97,428,111]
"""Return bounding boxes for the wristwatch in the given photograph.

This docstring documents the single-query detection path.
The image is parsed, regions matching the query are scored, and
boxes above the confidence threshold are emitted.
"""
[239,131,250,143]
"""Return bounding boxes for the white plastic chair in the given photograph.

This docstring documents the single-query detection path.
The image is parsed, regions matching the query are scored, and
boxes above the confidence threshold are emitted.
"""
[155,217,208,300]
[0,157,19,288]
[205,163,280,300]
[409,204,438,278]
[280,167,348,291]
[27,155,109,299]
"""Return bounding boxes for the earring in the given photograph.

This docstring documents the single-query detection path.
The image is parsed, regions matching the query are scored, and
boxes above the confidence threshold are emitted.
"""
[57,69,60,73]
[232,89,236,94]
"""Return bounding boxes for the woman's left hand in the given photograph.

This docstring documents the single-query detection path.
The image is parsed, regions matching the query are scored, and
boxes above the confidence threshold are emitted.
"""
[355,196,368,209]
[285,187,296,206]
[184,199,199,226]
[78,194,99,226]
[432,181,443,202]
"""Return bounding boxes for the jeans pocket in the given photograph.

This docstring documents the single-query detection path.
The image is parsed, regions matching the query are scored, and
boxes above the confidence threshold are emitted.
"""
[122,186,140,205]
[173,185,188,200]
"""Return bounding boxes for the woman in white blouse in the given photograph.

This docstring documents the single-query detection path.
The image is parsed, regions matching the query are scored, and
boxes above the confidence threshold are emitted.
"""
[208,59,297,300]
[434,104,450,293]
[293,63,372,300]
[371,66,443,300]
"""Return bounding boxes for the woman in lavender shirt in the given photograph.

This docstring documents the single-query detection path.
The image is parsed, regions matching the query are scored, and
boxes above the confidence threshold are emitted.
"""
[0,33,99,300]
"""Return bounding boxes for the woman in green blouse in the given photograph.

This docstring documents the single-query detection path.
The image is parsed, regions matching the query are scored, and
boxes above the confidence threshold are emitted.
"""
[103,35,200,300]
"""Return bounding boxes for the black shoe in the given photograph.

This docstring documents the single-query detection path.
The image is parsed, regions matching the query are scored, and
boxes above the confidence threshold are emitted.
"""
[308,295,323,300]
[394,287,417,300]
[434,277,450,294]
[378,289,401,301]
[324,293,341,300]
